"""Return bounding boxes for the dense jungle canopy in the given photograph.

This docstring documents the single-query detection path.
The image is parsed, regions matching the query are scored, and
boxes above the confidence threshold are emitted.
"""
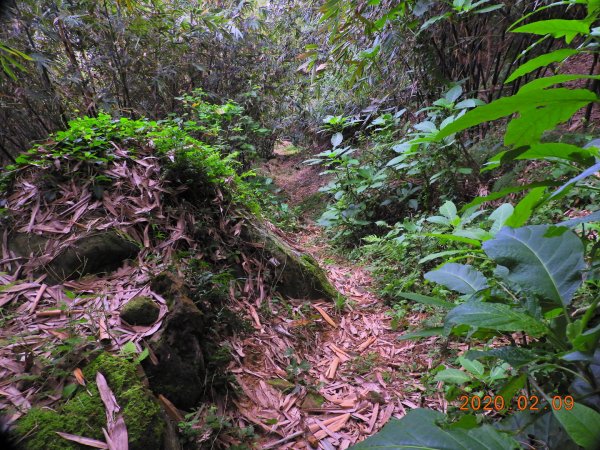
[1,1,600,449]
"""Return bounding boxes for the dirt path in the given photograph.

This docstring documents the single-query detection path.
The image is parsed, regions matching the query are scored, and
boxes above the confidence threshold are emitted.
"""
[227,146,445,449]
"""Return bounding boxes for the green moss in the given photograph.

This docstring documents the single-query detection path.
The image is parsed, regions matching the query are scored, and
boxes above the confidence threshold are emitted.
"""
[16,408,79,450]
[120,296,160,325]
[17,353,164,450]
[298,254,342,302]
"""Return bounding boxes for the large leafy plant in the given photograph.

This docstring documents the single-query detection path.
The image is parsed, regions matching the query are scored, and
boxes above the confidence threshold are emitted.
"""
[354,1,600,448]
[304,134,393,235]
[357,222,600,448]
[435,0,600,225]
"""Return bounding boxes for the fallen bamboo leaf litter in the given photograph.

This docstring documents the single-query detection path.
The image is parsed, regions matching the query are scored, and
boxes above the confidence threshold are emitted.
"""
[0,144,453,449]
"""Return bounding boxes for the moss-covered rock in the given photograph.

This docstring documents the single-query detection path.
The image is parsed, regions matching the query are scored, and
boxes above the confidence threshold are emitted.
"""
[145,271,207,409]
[242,217,339,300]
[120,296,160,325]
[8,230,139,284]
[16,353,164,450]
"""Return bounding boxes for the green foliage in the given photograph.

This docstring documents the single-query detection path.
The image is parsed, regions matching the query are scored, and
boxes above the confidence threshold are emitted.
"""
[17,353,163,450]
[1,109,267,213]
[350,352,380,375]
[351,409,520,449]
[400,222,600,446]
[285,347,312,380]
[119,341,149,365]
[175,88,273,166]
[177,404,256,448]
[306,85,487,240]
[424,263,488,295]
[0,0,281,160]
[305,142,394,236]
[483,226,585,306]
[320,114,357,133]
[357,2,600,446]
[245,175,300,230]
[0,42,32,80]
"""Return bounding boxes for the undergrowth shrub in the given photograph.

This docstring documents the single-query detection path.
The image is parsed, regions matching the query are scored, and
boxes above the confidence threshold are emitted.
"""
[354,1,600,448]
[1,104,266,213]
[308,85,486,242]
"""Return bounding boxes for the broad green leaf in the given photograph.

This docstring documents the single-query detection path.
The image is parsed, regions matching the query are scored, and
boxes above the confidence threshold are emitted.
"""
[331,132,343,147]
[350,409,520,449]
[483,225,585,306]
[473,4,504,14]
[553,403,600,449]
[463,181,557,209]
[459,356,485,377]
[504,186,546,227]
[513,19,591,44]
[419,12,452,32]
[504,99,591,147]
[518,142,596,163]
[571,322,600,352]
[426,215,451,226]
[485,143,597,171]
[518,74,600,93]
[455,99,485,109]
[497,411,575,448]
[397,292,455,309]
[445,85,463,103]
[425,263,489,294]
[414,120,437,133]
[453,228,491,241]
[439,200,458,221]
[424,233,482,247]
[506,49,578,83]
[474,346,539,368]
[437,88,597,140]
[435,368,472,384]
[445,302,548,336]
[489,203,514,235]
[386,154,409,167]
[397,327,444,341]
[497,374,527,411]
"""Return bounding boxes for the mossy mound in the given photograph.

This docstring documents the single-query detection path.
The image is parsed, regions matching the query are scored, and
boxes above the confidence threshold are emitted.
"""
[16,353,163,450]
[120,296,160,325]
[144,272,207,409]
[8,230,140,285]
[242,216,339,301]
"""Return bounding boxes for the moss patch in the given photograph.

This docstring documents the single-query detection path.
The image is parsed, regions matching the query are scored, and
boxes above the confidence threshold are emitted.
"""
[242,215,340,301]
[16,353,163,450]
[120,296,160,325]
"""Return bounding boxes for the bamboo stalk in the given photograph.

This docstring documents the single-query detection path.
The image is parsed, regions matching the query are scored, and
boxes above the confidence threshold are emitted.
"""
[326,357,340,380]
[357,336,376,352]
[36,309,84,318]
[314,305,337,328]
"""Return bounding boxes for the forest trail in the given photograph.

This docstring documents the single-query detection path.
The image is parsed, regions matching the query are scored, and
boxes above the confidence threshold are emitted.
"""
[227,144,445,449]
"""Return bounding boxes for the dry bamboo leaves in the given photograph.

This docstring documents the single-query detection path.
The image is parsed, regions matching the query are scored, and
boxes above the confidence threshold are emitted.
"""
[0,148,202,427]
[223,222,450,448]
[314,304,337,328]
[0,143,448,449]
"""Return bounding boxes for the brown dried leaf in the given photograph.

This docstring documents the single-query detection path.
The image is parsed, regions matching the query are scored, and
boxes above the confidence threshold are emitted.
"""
[73,368,86,386]
[314,305,337,328]
[55,432,108,449]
